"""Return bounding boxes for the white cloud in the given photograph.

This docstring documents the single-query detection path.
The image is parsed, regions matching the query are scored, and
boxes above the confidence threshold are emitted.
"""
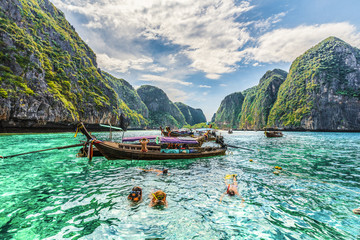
[97,53,167,73]
[219,84,227,87]
[165,87,191,102]
[52,0,254,79]
[244,22,360,63]
[138,74,192,86]
[199,85,211,88]
[253,12,286,31]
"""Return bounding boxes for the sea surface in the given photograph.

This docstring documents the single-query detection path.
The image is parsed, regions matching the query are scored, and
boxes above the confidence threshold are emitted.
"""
[0,131,359,239]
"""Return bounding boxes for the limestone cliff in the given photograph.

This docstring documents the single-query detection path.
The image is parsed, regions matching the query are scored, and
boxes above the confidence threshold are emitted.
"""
[239,69,287,129]
[0,0,146,132]
[268,37,360,131]
[213,92,245,128]
[174,102,206,125]
[137,85,186,128]
[214,37,360,131]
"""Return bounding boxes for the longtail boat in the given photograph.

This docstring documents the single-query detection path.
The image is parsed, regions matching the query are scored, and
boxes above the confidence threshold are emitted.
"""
[77,123,226,160]
[264,130,283,138]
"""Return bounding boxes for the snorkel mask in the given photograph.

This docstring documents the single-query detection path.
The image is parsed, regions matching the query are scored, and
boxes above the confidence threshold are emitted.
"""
[152,191,166,204]
[129,187,142,202]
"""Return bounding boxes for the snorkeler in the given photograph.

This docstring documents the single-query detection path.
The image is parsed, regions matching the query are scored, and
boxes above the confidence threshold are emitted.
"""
[128,186,142,203]
[139,138,150,152]
[353,208,360,215]
[219,174,245,204]
[149,190,168,207]
[138,168,170,176]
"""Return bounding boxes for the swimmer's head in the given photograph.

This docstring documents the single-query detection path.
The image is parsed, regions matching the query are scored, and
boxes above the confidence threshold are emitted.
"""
[227,189,235,196]
[162,169,168,174]
[152,190,166,205]
[128,186,142,202]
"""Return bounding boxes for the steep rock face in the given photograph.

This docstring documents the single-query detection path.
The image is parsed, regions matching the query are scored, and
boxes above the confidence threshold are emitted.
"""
[102,72,149,125]
[268,37,360,130]
[213,92,245,128]
[0,0,145,131]
[239,69,287,129]
[174,102,206,125]
[211,113,216,122]
[137,85,186,128]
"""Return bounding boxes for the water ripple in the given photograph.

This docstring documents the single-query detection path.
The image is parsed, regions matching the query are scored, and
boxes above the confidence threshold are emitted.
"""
[0,131,359,239]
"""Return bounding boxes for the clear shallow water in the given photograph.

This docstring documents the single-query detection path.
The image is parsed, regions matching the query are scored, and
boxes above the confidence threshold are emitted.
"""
[0,131,359,239]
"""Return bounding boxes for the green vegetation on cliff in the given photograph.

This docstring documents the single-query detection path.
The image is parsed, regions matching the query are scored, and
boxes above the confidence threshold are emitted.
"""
[137,85,186,128]
[214,37,360,131]
[214,92,244,128]
[268,37,360,128]
[0,0,146,127]
[174,102,206,125]
[239,69,287,129]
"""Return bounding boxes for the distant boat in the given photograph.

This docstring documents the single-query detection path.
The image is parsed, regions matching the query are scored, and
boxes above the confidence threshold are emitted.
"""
[264,130,283,138]
[228,129,233,134]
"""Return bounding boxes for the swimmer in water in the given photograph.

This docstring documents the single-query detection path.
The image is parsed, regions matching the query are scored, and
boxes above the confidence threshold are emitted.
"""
[138,168,170,176]
[219,175,245,204]
[128,186,142,203]
[353,208,360,215]
[149,190,168,207]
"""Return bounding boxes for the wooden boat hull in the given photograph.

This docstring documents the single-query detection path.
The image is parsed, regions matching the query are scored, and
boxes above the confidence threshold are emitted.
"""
[264,131,283,138]
[162,131,193,137]
[94,141,226,160]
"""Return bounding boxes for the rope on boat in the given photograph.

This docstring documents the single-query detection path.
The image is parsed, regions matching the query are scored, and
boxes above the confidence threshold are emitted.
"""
[74,125,83,138]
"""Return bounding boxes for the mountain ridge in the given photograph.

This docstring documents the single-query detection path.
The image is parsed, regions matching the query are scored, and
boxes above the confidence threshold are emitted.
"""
[213,37,360,131]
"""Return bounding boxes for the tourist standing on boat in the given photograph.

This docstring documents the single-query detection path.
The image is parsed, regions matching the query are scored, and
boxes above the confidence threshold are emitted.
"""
[139,138,150,152]
[128,186,142,202]
[149,190,168,207]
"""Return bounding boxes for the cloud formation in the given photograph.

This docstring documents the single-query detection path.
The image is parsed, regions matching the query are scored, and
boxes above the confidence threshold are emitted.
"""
[138,74,192,86]
[244,22,360,63]
[52,0,254,79]
[97,53,166,73]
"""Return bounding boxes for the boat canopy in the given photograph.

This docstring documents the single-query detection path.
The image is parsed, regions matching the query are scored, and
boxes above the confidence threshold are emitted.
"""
[122,136,198,144]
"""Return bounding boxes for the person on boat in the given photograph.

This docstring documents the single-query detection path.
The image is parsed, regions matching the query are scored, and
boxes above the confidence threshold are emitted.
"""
[160,126,164,136]
[128,186,142,203]
[181,144,189,149]
[149,190,168,207]
[204,130,210,140]
[219,174,245,204]
[138,168,169,176]
[166,126,171,137]
[139,138,150,152]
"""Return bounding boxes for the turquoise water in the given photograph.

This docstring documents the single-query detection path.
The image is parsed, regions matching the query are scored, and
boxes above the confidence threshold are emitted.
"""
[0,131,359,239]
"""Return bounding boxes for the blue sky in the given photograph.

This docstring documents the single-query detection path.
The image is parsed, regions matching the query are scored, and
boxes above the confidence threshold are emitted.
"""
[52,0,360,120]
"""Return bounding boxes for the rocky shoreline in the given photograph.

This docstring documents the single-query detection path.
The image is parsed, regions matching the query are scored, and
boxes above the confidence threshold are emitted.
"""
[1,121,359,133]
